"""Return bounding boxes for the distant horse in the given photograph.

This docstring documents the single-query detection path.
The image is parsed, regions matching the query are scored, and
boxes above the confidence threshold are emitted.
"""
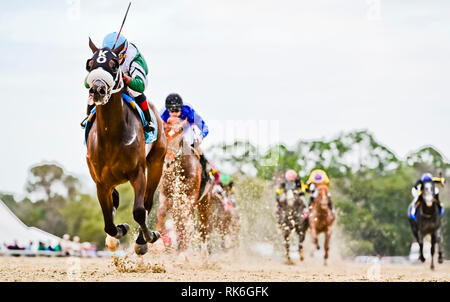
[276,184,309,264]
[308,183,335,265]
[210,185,240,250]
[156,117,213,256]
[408,181,443,270]
[85,39,166,255]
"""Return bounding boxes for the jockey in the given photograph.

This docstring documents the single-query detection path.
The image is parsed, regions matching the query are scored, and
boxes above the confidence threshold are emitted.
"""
[306,169,333,210]
[410,172,445,216]
[84,32,155,133]
[214,173,236,208]
[276,169,308,209]
[160,93,210,173]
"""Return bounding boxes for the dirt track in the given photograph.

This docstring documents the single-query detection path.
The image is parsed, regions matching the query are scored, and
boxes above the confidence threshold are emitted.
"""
[1,245,449,282]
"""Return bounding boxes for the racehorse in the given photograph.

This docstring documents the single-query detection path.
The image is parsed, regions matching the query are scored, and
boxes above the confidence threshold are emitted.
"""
[210,186,240,250]
[85,39,167,255]
[276,184,309,264]
[408,181,443,269]
[156,117,214,256]
[308,183,335,265]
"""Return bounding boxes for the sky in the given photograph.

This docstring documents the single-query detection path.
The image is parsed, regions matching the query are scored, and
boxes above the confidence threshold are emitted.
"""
[0,0,449,195]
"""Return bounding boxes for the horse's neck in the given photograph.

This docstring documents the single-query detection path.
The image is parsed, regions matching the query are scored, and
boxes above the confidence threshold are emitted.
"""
[96,92,126,137]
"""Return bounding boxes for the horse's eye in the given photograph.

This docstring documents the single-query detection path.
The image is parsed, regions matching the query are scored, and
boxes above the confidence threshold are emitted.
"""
[109,59,118,71]
[86,59,94,71]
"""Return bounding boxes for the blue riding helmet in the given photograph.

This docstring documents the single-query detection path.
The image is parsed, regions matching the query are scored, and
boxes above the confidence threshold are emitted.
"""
[102,32,128,55]
[421,173,433,182]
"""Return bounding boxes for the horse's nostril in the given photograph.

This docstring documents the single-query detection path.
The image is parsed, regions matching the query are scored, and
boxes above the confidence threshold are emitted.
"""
[89,87,95,94]
[97,87,106,95]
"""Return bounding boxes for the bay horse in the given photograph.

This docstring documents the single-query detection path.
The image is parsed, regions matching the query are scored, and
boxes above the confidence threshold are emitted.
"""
[276,184,309,264]
[308,183,335,265]
[210,185,241,250]
[156,117,214,256]
[408,180,444,270]
[85,38,166,255]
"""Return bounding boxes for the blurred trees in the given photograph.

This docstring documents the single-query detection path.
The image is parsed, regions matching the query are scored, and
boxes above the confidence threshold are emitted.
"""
[208,130,450,257]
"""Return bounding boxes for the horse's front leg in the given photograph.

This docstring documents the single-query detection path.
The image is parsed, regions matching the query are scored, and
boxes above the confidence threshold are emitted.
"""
[437,228,443,264]
[131,168,160,247]
[418,230,426,263]
[97,185,130,251]
[198,192,212,259]
[324,227,332,266]
[430,233,436,270]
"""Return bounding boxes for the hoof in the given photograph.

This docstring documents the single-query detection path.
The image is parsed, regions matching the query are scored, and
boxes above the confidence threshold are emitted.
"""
[300,255,304,262]
[134,243,148,255]
[419,256,426,263]
[105,235,119,252]
[143,229,160,243]
[431,264,435,270]
[116,223,130,238]
[438,257,443,264]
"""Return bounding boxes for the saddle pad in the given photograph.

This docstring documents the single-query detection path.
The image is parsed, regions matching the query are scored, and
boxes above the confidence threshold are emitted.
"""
[84,93,158,146]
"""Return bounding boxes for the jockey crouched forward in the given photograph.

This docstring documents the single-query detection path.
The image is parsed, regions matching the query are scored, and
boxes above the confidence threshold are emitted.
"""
[306,169,334,212]
[409,172,445,217]
[160,93,211,176]
[275,170,309,222]
[83,32,155,132]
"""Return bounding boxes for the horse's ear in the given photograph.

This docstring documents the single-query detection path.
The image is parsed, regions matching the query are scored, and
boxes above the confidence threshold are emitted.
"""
[113,41,125,56]
[88,37,98,53]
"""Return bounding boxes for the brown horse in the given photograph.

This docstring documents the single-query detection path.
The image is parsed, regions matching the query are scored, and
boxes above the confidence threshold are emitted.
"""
[85,39,166,255]
[210,185,240,250]
[156,117,213,256]
[308,183,335,265]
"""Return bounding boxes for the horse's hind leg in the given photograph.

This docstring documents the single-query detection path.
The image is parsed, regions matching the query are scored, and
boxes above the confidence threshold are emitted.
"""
[97,185,130,251]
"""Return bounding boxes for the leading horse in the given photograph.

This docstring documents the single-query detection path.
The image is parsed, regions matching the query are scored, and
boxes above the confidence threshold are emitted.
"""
[156,117,214,256]
[85,39,167,255]
[308,183,335,265]
[408,180,444,270]
[276,186,309,264]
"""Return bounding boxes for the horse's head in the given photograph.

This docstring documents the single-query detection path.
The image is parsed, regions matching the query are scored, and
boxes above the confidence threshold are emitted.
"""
[315,183,329,211]
[85,38,125,105]
[422,181,435,207]
[164,117,188,161]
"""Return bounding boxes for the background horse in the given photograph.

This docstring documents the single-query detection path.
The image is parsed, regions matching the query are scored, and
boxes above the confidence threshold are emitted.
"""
[210,185,240,251]
[156,117,213,256]
[308,183,335,265]
[276,185,309,264]
[408,181,443,269]
[85,39,166,255]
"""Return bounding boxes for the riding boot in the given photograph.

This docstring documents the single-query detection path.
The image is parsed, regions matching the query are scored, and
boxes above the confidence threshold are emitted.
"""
[135,94,155,132]
[199,154,211,179]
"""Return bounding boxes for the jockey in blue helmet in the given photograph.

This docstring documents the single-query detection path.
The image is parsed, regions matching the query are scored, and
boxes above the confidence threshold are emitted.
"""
[409,172,446,216]
[84,32,155,132]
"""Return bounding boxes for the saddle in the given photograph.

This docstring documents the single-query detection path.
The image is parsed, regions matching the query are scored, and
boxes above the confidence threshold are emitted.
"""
[83,93,157,146]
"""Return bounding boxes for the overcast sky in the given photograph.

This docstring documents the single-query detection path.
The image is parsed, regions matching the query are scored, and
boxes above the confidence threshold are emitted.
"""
[1,0,449,194]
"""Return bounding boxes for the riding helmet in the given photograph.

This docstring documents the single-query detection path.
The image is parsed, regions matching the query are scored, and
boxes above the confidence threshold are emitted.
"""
[166,93,183,111]
[102,32,128,55]
[421,173,433,182]
[220,173,231,186]
[285,169,297,182]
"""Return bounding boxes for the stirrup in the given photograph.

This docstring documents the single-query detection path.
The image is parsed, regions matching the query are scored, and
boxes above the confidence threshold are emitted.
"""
[144,121,155,132]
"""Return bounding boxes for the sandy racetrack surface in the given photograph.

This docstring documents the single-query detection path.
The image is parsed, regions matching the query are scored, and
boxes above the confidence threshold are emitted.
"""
[1,246,449,282]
